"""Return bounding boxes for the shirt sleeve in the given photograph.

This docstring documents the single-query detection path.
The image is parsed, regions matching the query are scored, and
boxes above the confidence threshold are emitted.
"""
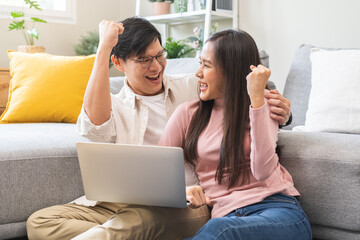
[249,99,279,181]
[76,108,116,143]
[158,102,199,186]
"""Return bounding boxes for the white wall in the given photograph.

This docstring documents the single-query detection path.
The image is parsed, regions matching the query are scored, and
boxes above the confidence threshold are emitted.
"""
[2,0,360,88]
[239,0,360,92]
[150,0,360,92]
[0,0,135,76]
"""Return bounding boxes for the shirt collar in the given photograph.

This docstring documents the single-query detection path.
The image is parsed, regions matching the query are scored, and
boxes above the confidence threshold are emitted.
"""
[124,75,173,109]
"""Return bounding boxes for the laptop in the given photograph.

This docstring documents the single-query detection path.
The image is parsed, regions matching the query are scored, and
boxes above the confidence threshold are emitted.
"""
[76,142,187,208]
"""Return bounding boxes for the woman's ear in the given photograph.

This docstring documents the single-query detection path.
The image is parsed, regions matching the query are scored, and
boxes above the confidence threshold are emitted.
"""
[111,55,125,72]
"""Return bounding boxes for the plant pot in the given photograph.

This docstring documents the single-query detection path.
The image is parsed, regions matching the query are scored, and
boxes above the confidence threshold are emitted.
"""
[174,0,187,13]
[152,2,171,15]
[17,45,45,53]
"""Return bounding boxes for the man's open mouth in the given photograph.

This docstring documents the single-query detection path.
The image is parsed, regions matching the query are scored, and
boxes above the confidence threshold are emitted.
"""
[146,73,160,81]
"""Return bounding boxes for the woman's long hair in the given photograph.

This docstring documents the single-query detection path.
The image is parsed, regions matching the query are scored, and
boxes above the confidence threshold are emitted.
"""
[183,29,261,188]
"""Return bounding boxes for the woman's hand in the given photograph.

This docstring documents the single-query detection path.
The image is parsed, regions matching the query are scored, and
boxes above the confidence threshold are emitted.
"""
[186,186,210,208]
[98,20,124,51]
[246,65,271,108]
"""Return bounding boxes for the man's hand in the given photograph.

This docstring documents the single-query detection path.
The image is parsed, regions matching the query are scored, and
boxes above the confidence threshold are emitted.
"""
[186,186,210,208]
[265,89,291,126]
[98,20,124,51]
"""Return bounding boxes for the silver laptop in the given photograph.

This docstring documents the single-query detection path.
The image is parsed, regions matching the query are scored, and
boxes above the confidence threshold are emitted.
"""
[76,142,187,208]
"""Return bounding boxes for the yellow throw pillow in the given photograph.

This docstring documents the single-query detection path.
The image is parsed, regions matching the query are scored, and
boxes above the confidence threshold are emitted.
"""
[0,51,95,123]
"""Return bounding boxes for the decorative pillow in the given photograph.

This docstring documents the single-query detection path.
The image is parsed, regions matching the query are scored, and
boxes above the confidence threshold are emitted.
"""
[304,48,360,133]
[0,51,95,123]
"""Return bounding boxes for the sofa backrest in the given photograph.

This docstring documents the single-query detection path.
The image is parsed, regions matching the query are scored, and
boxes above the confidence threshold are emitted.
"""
[109,50,269,94]
[165,49,270,75]
[282,44,314,130]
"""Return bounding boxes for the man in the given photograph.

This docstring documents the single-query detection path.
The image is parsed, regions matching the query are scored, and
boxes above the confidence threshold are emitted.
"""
[27,17,291,240]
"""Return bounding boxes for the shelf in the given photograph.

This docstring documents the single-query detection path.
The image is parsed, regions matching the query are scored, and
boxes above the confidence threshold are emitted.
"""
[144,10,233,25]
[136,0,238,42]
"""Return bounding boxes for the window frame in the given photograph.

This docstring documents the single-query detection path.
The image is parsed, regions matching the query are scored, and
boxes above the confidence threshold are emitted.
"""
[0,0,76,24]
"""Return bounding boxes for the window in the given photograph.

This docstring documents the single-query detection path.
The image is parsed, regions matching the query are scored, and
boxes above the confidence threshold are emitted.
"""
[0,0,76,24]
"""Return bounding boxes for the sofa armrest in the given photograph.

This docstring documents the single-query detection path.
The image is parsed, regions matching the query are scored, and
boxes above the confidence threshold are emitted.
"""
[277,130,360,236]
[265,81,276,90]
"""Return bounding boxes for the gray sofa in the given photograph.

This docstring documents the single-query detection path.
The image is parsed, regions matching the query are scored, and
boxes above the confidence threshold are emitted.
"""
[0,52,268,240]
[0,47,358,240]
[0,57,215,239]
[279,44,360,240]
[0,123,89,239]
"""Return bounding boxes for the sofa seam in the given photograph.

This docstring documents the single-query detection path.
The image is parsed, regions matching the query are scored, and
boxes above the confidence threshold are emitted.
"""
[279,156,358,163]
[0,155,78,162]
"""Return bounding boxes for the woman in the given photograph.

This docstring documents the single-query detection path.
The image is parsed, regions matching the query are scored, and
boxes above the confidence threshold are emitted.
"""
[158,29,312,239]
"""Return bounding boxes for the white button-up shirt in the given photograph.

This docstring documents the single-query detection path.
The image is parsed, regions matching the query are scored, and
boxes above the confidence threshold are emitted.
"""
[77,74,198,144]
[76,74,200,187]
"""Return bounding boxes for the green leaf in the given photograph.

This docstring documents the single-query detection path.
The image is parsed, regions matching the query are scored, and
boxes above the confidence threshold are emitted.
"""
[11,11,25,18]
[25,0,42,10]
[164,37,194,59]
[31,17,47,23]
[8,20,25,31]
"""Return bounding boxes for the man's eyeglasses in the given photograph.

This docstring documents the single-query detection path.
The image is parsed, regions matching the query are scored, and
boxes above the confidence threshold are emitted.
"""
[129,50,168,68]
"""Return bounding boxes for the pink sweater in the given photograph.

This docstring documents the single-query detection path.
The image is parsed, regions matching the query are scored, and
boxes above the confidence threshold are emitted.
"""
[159,98,300,218]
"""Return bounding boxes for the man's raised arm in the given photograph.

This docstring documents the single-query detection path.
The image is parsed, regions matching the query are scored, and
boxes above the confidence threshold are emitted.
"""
[83,20,124,125]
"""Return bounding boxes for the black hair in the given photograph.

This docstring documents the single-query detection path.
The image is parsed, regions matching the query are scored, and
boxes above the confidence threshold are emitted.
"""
[111,17,162,61]
[184,29,261,188]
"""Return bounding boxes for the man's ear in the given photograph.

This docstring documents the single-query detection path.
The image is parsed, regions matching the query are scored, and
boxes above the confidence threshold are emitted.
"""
[111,55,125,72]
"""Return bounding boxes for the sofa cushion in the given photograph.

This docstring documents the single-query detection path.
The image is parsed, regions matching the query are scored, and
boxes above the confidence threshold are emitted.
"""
[278,130,360,239]
[304,48,360,134]
[282,44,359,130]
[0,51,95,124]
[0,123,89,239]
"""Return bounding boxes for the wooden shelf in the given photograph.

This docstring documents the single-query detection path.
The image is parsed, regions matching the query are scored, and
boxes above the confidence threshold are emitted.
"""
[145,10,233,25]
[0,68,10,115]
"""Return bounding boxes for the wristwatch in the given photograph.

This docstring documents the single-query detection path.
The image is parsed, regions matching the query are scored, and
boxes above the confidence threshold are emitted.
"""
[279,112,292,128]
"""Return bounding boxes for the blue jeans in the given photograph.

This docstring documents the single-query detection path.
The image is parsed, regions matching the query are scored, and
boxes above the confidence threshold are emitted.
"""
[185,193,312,240]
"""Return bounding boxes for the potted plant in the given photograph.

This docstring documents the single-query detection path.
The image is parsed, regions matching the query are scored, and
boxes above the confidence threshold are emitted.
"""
[164,37,194,58]
[73,31,113,68]
[148,0,174,15]
[8,0,47,53]
[188,23,218,57]
[174,0,187,13]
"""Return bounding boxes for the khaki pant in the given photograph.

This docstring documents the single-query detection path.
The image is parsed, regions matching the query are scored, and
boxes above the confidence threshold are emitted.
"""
[27,202,210,240]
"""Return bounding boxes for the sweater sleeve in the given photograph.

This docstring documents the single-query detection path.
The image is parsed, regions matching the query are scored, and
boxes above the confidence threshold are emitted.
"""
[158,101,199,186]
[158,102,189,148]
[249,99,279,181]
